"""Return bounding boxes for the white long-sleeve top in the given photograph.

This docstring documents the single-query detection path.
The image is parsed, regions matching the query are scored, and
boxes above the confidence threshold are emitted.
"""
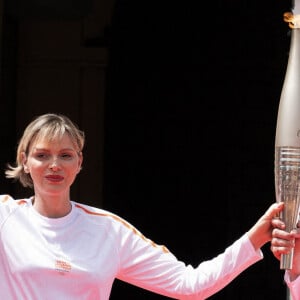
[285,272,300,300]
[0,194,262,299]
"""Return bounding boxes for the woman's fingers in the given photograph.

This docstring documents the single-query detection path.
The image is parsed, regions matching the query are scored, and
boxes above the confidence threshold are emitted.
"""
[271,217,285,230]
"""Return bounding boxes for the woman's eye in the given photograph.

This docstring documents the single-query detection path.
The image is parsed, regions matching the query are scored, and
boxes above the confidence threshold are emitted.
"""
[36,153,48,159]
[61,154,72,159]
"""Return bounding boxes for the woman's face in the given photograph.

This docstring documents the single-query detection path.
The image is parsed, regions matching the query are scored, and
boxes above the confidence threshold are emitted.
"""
[22,133,82,197]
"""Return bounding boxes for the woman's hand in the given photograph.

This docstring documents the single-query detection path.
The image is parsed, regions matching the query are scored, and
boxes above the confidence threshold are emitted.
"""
[247,202,284,251]
[271,216,300,280]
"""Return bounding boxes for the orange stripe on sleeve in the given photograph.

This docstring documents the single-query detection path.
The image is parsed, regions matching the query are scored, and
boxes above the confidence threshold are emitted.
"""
[0,195,11,203]
[75,204,169,253]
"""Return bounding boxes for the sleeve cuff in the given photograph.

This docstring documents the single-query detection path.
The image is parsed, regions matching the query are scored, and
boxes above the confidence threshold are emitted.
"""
[285,270,300,284]
[244,232,264,260]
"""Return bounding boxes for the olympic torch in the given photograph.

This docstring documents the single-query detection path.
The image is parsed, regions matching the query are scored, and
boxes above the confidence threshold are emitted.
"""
[275,0,300,270]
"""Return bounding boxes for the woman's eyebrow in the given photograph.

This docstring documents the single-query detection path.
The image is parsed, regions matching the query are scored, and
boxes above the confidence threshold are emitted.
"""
[33,147,77,152]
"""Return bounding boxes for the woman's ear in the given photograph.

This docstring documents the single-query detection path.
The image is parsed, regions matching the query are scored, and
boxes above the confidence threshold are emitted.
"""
[21,152,29,173]
[77,152,83,174]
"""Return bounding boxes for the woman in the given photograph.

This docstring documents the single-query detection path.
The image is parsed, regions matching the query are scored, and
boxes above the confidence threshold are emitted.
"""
[1,113,283,299]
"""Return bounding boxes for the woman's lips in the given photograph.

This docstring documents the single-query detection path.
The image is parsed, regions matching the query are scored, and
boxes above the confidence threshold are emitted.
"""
[45,175,64,182]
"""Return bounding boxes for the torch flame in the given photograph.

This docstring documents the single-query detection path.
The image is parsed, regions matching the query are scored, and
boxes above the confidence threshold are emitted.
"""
[284,12,300,28]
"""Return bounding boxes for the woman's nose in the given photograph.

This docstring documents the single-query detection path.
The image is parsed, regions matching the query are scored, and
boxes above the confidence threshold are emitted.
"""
[49,157,60,171]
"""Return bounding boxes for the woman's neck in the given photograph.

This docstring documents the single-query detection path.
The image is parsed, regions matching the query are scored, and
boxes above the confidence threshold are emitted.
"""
[32,194,72,218]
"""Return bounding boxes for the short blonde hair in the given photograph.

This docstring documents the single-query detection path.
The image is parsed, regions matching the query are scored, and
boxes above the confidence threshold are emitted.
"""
[5,113,85,188]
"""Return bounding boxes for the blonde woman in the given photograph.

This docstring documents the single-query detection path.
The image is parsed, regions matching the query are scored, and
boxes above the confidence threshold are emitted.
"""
[0,113,283,299]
